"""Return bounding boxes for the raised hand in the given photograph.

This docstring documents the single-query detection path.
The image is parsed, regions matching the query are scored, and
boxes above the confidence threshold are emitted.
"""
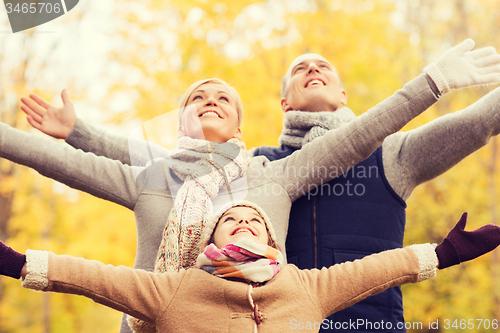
[424,39,500,94]
[20,89,77,139]
[435,212,500,269]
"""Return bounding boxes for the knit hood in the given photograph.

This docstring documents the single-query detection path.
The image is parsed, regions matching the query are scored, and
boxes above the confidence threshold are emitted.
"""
[198,200,280,253]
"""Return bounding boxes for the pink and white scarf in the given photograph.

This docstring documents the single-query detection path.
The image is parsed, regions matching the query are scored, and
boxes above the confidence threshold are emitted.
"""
[196,238,283,282]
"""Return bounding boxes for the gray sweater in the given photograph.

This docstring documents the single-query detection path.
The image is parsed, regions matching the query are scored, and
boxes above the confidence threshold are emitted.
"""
[383,85,500,200]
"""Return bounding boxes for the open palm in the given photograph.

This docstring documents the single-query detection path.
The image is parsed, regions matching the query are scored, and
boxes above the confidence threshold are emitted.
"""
[20,89,77,139]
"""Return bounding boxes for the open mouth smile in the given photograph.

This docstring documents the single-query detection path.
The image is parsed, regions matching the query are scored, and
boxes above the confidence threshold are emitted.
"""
[305,79,325,88]
[199,110,222,118]
[232,228,256,236]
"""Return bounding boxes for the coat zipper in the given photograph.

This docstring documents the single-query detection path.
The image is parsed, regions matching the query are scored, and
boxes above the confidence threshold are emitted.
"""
[313,196,318,268]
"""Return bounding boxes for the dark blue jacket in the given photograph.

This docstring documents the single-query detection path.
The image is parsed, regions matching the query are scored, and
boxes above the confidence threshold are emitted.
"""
[253,144,407,332]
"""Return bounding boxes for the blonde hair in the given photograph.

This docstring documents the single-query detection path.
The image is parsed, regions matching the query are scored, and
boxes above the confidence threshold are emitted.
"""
[178,78,244,127]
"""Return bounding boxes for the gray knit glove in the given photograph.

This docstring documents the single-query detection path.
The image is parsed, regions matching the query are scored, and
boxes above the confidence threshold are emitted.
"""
[424,39,500,95]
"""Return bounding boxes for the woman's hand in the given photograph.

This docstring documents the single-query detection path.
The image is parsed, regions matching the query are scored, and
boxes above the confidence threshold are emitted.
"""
[20,89,77,139]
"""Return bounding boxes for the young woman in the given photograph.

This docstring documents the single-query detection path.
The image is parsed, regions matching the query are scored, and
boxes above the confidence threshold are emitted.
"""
[1,202,499,332]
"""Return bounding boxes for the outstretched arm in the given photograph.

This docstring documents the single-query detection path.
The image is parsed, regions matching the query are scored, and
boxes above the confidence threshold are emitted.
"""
[301,212,500,318]
[66,118,134,164]
[274,73,438,201]
[20,91,136,165]
[21,91,171,166]
[0,243,182,325]
[271,39,500,201]
[0,122,141,209]
[299,244,436,319]
[383,86,500,200]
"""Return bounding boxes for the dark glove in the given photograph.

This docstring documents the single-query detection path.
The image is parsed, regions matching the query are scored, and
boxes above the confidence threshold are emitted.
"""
[0,241,26,279]
[436,212,500,269]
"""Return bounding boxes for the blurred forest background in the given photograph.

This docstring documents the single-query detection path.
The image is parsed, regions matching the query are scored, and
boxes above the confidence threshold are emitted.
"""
[1,0,500,332]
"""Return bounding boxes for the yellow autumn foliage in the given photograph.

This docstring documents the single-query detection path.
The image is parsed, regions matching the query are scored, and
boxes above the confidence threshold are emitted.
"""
[1,0,500,332]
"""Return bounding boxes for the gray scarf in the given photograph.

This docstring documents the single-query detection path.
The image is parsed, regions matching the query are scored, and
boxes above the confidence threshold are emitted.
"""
[278,107,357,148]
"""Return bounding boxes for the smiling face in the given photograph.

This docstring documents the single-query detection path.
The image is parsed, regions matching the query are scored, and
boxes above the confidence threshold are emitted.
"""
[281,54,347,112]
[178,82,242,143]
[212,206,269,249]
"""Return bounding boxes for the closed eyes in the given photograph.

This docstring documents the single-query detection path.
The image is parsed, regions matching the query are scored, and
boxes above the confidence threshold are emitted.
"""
[190,95,229,103]
[222,216,262,224]
[223,217,235,223]
[293,63,331,74]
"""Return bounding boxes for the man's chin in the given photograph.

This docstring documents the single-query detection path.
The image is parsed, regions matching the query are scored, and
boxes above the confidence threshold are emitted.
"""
[294,93,339,112]
[298,104,339,113]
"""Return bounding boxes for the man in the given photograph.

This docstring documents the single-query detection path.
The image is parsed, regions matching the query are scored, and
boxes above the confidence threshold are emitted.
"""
[19,39,500,333]
[250,45,500,332]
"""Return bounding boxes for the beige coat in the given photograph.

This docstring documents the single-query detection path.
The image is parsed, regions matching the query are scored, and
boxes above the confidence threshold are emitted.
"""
[22,244,437,333]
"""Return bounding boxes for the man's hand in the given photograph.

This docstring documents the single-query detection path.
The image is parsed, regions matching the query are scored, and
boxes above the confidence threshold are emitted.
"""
[20,89,77,139]
[424,39,500,94]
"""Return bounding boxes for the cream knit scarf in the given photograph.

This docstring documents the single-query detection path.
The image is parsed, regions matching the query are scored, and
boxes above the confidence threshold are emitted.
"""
[278,107,356,148]
[156,136,249,272]
[128,136,249,333]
